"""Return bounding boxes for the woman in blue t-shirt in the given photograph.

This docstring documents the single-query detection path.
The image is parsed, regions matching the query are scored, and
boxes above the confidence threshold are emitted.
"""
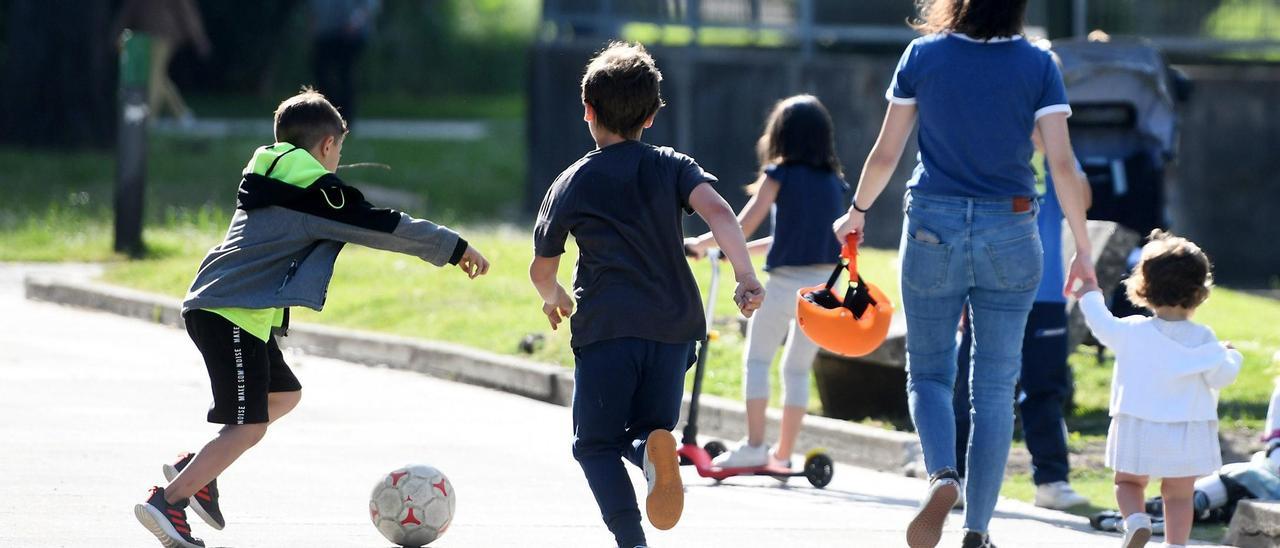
[831,2,1097,547]
[686,95,847,471]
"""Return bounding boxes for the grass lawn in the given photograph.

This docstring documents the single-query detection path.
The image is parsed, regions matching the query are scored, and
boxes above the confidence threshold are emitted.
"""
[97,223,901,408]
[0,122,523,262]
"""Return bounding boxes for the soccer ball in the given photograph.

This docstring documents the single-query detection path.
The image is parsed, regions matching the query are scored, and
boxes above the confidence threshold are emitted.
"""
[369,464,455,547]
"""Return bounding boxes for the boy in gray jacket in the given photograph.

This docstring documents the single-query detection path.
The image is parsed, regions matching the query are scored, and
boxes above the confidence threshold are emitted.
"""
[134,88,488,548]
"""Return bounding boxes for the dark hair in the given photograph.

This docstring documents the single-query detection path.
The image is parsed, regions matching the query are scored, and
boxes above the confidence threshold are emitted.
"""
[911,0,1028,40]
[580,41,665,139]
[273,87,348,151]
[756,94,842,180]
[1124,230,1214,310]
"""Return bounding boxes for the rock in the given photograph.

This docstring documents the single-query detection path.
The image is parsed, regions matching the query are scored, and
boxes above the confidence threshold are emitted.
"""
[1226,500,1280,548]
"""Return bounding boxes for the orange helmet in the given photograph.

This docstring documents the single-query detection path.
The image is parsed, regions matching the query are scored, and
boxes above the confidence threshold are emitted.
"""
[795,235,895,358]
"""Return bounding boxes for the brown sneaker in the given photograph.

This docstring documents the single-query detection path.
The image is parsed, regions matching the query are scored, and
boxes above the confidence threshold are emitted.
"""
[907,467,960,548]
[643,429,684,530]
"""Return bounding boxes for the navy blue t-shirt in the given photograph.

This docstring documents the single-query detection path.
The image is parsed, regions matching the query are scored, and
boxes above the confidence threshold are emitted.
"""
[887,33,1071,198]
[762,163,848,270]
[533,140,716,349]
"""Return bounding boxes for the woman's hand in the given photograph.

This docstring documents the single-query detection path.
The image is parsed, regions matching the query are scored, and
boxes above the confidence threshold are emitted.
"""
[833,208,866,244]
[1064,252,1098,298]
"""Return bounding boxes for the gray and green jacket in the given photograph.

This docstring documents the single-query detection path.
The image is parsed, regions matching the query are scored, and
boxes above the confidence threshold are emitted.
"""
[182,143,467,320]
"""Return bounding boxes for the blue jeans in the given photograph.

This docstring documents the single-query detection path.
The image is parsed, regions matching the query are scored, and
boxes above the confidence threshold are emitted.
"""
[899,192,1041,533]
[572,337,695,547]
[955,302,1073,485]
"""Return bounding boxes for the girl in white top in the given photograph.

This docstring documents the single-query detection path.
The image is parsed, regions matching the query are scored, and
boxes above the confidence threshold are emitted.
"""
[1076,230,1243,548]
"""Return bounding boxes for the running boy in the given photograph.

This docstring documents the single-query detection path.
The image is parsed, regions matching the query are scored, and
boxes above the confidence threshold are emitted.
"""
[135,88,489,548]
[529,42,764,548]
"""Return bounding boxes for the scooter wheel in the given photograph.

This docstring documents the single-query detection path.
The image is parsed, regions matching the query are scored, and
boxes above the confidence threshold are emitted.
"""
[704,440,728,460]
[804,452,834,488]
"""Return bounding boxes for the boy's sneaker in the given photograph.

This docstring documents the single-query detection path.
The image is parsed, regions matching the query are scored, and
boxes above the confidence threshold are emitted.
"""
[643,429,684,530]
[134,486,205,548]
[711,440,769,468]
[1034,481,1089,510]
[162,452,225,530]
[1121,512,1153,548]
[907,467,961,548]
[961,531,997,548]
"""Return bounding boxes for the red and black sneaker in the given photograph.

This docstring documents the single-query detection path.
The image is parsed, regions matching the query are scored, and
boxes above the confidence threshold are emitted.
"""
[162,452,225,530]
[134,486,205,548]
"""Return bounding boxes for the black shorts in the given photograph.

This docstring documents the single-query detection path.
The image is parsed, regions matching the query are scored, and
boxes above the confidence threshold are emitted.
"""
[185,309,302,425]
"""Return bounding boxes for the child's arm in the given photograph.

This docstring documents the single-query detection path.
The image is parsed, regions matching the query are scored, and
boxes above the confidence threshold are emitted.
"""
[685,175,778,258]
[833,103,916,242]
[1202,344,1244,389]
[687,183,764,317]
[300,184,488,277]
[745,237,772,256]
[529,255,573,330]
[1076,284,1128,351]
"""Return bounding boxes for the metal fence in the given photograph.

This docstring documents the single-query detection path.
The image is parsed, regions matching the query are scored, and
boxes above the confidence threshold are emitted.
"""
[541,0,1280,58]
[540,0,919,57]
[1085,0,1280,56]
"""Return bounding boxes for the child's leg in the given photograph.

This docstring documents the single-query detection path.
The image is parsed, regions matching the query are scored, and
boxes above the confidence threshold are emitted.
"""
[1115,471,1149,517]
[1160,476,1197,546]
[166,319,302,503]
[774,316,821,461]
[622,341,693,532]
[166,423,266,503]
[623,341,695,467]
[572,339,644,547]
[742,281,791,447]
[166,389,302,503]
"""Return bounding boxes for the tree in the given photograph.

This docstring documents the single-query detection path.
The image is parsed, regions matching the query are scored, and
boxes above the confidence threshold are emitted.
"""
[0,0,115,149]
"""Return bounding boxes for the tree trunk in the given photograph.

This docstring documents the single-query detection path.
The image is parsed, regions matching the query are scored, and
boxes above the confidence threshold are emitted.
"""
[0,0,115,149]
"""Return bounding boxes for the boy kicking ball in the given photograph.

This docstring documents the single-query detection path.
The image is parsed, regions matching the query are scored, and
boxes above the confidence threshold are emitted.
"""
[135,88,489,548]
[529,42,764,548]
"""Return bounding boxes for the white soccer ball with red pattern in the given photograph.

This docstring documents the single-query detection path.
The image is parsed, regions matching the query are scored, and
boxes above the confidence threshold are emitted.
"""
[369,464,455,547]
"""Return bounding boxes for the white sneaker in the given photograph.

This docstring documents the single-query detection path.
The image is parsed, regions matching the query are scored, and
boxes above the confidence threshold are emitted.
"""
[1034,481,1089,509]
[1121,513,1152,548]
[711,440,769,468]
[953,477,966,509]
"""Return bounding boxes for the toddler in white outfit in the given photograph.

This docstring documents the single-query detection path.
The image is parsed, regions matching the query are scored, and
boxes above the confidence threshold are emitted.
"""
[1076,230,1243,548]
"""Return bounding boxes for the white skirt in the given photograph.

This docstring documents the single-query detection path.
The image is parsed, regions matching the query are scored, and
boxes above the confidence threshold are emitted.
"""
[1105,414,1222,477]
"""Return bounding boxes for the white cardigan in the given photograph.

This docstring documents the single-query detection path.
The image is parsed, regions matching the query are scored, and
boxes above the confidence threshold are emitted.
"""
[1079,291,1243,423]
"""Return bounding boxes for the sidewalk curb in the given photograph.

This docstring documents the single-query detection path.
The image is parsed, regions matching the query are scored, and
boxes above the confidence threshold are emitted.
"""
[24,276,922,474]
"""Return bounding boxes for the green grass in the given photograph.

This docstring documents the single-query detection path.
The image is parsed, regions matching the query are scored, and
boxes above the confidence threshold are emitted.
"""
[0,118,524,261]
[98,223,900,406]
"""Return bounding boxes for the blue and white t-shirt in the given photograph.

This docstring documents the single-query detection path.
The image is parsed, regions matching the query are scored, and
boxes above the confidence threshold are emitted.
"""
[887,33,1071,198]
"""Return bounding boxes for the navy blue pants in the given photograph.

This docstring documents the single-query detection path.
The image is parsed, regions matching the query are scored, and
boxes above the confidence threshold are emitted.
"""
[954,302,1072,485]
[572,337,695,548]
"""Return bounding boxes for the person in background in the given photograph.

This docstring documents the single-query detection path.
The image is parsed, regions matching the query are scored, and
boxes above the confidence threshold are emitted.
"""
[114,0,212,125]
[685,94,848,472]
[309,0,380,127]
